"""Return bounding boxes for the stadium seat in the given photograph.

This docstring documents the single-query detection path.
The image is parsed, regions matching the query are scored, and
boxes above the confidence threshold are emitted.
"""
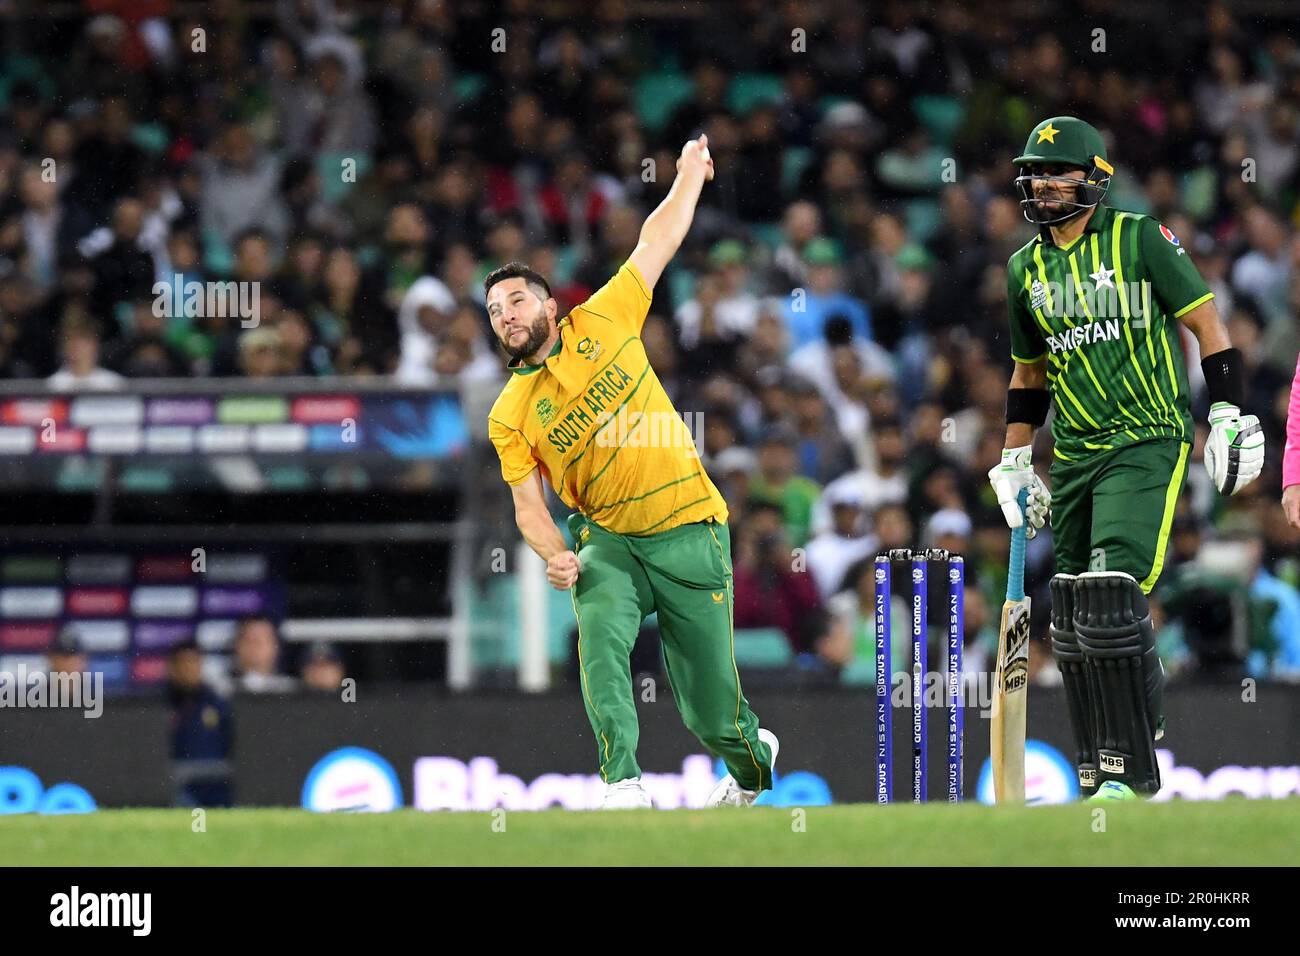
[728,73,783,115]
[838,655,877,686]
[131,123,170,155]
[264,466,312,491]
[119,466,175,493]
[55,461,106,493]
[817,95,854,113]
[781,147,815,196]
[469,574,575,668]
[667,268,695,311]
[455,74,486,104]
[904,198,943,244]
[732,628,794,668]
[911,95,965,148]
[202,229,234,277]
[0,55,55,108]
[750,222,786,250]
[317,152,372,205]
[634,72,696,133]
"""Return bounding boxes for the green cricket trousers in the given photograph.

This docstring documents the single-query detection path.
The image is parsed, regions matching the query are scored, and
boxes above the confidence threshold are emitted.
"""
[567,512,774,791]
[1049,438,1192,593]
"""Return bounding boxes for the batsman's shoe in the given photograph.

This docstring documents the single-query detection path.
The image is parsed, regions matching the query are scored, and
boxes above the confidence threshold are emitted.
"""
[1088,780,1138,802]
[705,729,779,807]
[602,778,653,810]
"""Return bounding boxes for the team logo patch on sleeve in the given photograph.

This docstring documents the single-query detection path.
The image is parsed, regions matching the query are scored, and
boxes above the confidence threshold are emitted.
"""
[1030,279,1047,312]
[536,398,558,427]
[1159,224,1180,246]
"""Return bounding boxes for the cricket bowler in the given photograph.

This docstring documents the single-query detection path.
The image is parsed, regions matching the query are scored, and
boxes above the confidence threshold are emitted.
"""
[486,135,777,810]
[988,117,1266,800]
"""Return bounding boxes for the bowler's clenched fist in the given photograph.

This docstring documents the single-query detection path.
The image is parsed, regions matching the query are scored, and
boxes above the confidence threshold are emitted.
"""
[547,550,581,590]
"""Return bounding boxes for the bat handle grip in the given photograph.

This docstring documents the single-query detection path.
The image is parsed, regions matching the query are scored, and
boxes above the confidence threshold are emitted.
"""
[1006,488,1028,602]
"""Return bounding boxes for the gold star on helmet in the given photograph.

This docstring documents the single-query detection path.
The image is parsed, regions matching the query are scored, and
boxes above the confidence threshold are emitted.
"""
[1036,122,1060,144]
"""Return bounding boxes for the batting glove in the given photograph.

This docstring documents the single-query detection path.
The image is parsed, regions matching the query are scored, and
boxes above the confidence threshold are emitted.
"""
[987,445,1052,539]
[1205,402,1265,496]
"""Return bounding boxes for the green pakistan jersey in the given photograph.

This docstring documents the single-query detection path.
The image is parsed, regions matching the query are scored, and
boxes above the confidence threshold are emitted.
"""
[1006,204,1213,461]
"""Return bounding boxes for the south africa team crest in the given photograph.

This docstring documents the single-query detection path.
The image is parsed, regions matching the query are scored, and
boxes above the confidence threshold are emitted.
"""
[575,337,604,362]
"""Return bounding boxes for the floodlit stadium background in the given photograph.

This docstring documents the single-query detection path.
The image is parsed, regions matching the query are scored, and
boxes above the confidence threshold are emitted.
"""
[0,0,1298,814]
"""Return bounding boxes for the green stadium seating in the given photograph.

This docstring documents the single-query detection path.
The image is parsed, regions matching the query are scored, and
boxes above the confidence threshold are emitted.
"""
[728,73,783,115]
[904,198,943,244]
[781,146,815,196]
[202,228,234,277]
[456,74,486,104]
[634,72,695,134]
[0,56,55,108]
[817,95,854,113]
[130,123,170,156]
[750,222,785,250]
[55,461,106,493]
[264,466,312,491]
[469,573,576,668]
[317,152,371,205]
[667,268,695,312]
[732,628,794,668]
[119,466,175,493]
[912,95,965,148]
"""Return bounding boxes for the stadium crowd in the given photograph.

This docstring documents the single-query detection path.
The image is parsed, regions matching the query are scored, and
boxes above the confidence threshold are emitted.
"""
[2,0,1300,693]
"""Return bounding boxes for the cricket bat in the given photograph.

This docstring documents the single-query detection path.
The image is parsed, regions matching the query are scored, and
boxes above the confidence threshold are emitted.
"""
[991,490,1030,803]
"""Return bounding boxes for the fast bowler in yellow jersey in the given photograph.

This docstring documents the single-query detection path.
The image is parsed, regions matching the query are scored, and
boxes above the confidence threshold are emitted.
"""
[485,136,777,810]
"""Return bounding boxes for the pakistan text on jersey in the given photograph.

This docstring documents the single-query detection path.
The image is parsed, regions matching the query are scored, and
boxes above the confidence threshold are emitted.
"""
[1029,278,1151,322]
[546,363,636,453]
[1045,318,1125,356]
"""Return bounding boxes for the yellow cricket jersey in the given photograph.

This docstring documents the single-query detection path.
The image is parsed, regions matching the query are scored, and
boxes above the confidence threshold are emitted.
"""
[488,261,728,535]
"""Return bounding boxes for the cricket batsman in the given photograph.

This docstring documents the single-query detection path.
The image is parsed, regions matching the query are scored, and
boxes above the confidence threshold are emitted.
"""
[486,135,777,810]
[988,117,1265,800]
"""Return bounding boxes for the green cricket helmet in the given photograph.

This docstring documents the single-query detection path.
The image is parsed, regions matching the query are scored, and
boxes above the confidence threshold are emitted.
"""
[1012,116,1113,225]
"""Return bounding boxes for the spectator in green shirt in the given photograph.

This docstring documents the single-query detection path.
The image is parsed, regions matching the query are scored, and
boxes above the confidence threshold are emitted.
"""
[748,425,822,549]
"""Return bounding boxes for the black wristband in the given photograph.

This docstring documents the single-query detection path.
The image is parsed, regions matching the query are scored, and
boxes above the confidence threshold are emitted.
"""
[1201,348,1244,408]
[1006,388,1051,427]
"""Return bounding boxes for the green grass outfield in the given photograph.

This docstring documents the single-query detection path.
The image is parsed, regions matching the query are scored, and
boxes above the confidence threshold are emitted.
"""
[2,799,1298,866]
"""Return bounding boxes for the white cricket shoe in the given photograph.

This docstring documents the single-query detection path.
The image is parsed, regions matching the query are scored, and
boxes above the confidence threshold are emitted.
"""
[602,778,653,810]
[704,729,780,807]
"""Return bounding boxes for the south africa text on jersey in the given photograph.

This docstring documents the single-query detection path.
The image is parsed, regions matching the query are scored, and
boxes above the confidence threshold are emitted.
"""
[546,363,636,453]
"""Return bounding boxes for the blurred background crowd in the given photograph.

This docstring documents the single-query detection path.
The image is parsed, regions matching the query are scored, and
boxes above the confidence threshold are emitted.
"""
[2,0,1300,729]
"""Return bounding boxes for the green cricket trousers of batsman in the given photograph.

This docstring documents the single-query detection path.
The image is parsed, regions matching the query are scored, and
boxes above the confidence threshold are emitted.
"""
[1048,437,1190,795]
[1049,437,1191,586]
[566,512,774,792]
